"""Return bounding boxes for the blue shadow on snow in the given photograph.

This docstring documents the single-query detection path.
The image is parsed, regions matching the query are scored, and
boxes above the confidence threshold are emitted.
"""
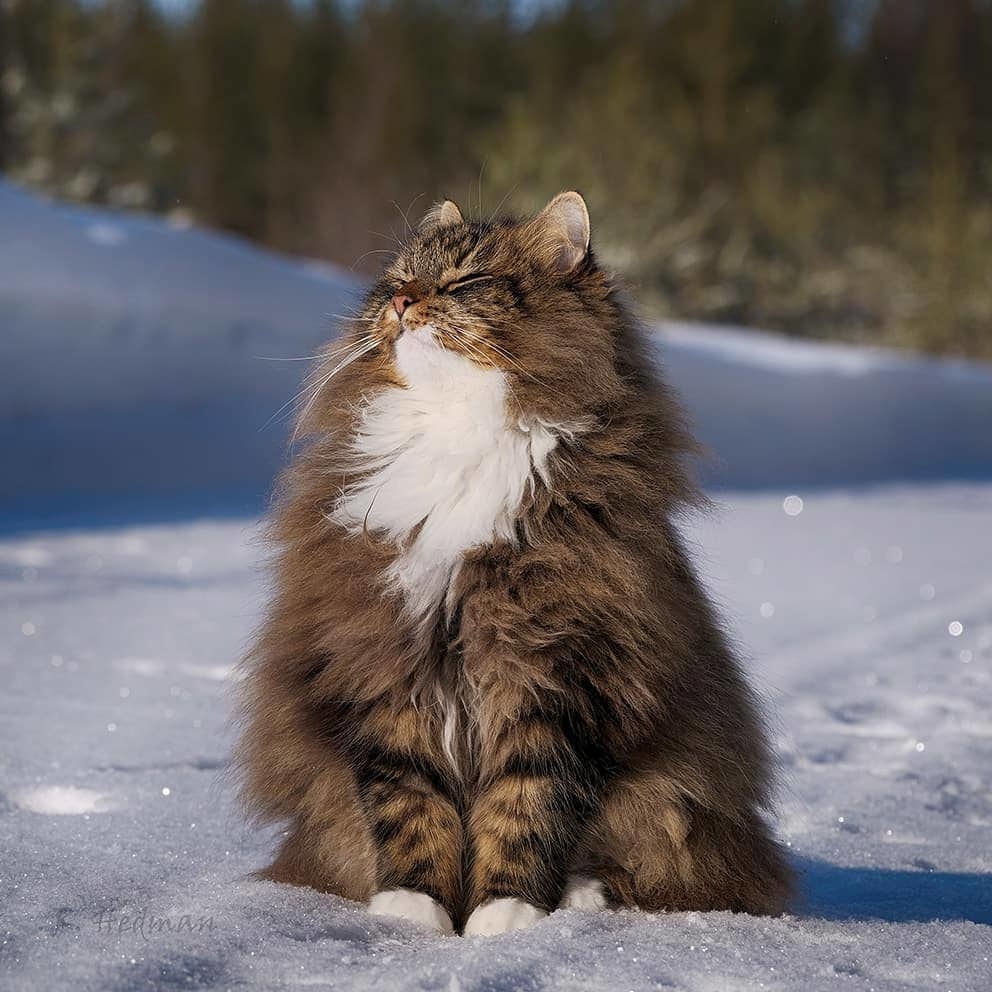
[796,857,992,925]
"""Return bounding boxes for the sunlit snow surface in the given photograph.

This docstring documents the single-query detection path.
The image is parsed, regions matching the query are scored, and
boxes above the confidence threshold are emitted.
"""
[2,488,990,991]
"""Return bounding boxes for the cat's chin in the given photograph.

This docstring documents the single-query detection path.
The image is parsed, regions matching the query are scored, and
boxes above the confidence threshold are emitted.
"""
[394,325,442,372]
[398,323,440,345]
[394,325,492,386]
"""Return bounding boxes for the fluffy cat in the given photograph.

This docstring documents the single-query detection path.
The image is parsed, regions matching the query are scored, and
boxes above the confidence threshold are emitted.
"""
[237,192,794,936]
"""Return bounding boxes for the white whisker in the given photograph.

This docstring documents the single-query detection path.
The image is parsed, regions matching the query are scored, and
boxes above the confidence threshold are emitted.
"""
[439,329,496,371]
[260,337,378,433]
[488,184,518,226]
[326,313,379,323]
[253,354,327,362]
[392,193,425,236]
[255,332,377,365]
[449,324,539,384]
[368,229,405,250]
[290,340,380,443]
[350,248,399,270]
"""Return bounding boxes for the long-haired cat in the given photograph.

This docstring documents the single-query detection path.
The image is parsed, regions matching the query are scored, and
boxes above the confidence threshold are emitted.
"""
[238,192,794,935]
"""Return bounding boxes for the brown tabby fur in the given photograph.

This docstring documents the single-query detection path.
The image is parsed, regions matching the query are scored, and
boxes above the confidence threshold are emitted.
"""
[237,193,794,930]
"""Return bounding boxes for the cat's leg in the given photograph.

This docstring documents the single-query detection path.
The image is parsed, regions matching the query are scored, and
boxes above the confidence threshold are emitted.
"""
[587,774,794,916]
[554,840,615,912]
[243,709,378,902]
[352,703,463,933]
[260,809,375,903]
[463,701,607,936]
[557,874,609,911]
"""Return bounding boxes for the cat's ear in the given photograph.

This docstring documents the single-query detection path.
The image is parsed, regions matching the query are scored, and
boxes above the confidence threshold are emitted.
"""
[526,191,590,273]
[419,199,464,230]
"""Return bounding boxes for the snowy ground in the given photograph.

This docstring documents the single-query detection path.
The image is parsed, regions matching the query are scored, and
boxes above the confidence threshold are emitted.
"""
[2,485,990,992]
[2,182,991,990]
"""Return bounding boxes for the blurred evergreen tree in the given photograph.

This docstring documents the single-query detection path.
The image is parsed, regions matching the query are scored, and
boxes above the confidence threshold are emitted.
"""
[0,4,8,171]
[187,0,270,235]
[2,0,990,358]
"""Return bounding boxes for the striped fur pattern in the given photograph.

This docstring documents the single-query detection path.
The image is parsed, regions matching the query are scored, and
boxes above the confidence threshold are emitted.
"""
[237,192,794,934]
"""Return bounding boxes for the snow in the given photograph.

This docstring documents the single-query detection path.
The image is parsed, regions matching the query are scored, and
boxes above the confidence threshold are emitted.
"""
[11,785,112,816]
[654,324,992,489]
[0,180,360,526]
[2,487,991,990]
[2,181,991,990]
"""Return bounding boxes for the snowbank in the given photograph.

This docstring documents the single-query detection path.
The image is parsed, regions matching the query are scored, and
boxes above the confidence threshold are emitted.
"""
[656,323,992,488]
[0,181,359,523]
[2,180,991,525]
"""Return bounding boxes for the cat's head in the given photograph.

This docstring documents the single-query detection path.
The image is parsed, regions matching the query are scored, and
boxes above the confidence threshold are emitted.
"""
[349,192,624,419]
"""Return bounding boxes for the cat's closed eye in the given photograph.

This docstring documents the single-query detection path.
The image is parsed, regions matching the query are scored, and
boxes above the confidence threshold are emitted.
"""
[442,275,492,294]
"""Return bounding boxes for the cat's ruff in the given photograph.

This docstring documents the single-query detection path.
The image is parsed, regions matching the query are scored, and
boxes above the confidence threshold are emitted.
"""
[333,328,574,623]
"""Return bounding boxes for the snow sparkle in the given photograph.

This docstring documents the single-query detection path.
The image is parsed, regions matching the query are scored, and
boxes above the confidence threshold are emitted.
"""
[782,495,804,516]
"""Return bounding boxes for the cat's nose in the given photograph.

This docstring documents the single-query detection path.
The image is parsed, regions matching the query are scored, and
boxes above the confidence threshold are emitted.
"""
[392,293,415,317]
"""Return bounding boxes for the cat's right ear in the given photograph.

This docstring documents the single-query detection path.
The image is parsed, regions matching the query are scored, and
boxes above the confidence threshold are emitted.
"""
[419,199,464,231]
[525,191,590,273]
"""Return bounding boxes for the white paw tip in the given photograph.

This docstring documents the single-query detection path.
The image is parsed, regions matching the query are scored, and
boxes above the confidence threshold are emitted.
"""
[368,888,453,934]
[462,897,547,937]
[558,875,608,912]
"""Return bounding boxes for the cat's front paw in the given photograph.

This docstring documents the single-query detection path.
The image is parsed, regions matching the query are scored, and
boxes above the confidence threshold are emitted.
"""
[462,897,547,937]
[368,889,453,934]
[558,874,608,911]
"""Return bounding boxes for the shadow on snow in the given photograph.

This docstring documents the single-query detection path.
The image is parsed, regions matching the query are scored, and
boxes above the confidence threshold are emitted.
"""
[796,857,992,926]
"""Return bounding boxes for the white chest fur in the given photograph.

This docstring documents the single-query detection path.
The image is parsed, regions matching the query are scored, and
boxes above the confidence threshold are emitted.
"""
[332,331,564,622]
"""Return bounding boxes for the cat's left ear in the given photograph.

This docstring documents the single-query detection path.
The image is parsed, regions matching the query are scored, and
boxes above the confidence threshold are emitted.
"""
[419,199,464,230]
[526,191,590,273]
